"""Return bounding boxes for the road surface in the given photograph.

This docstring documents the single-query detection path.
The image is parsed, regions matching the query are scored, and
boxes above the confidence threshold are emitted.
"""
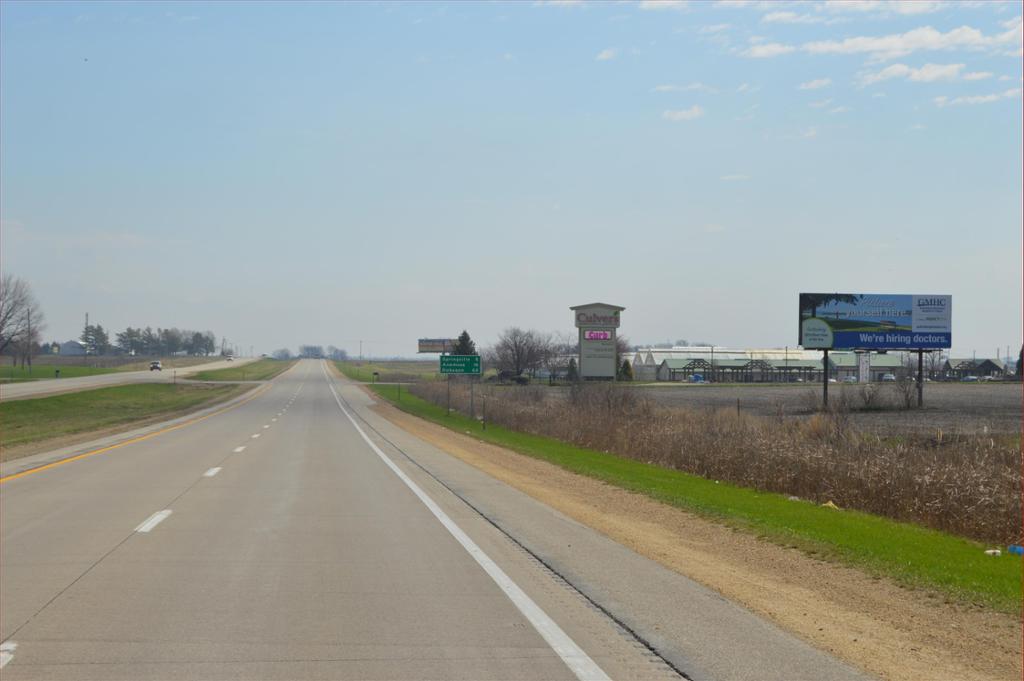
[0,360,872,680]
[0,357,258,401]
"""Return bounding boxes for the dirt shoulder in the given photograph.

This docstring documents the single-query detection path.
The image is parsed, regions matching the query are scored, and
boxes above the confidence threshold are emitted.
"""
[369,394,1021,681]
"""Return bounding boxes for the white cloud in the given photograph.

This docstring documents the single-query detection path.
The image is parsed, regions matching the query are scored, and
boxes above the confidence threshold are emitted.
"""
[823,0,881,11]
[803,22,1022,61]
[736,82,761,93]
[700,23,731,33]
[889,1,944,15]
[963,70,993,80]
[860,62,965,85]
[998,74,1012,81]
[934,87,1022,106]
[743,42,796,57]
[829,105,852,113]
[799,77,832,89]
[702,223,727,234]
[662,105,705,121]
[763,11,826,24]
[653,82,717,93]
[595,48,618,61]
[802,127,819,138]
[720,174,750,181]
[809,97,834,107]
[823,0,943,14]
[909,123,926,130]
[639,0,690,10]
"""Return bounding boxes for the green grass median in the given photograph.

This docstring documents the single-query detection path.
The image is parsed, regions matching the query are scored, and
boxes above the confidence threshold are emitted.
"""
[188,358,294,381]
[0,364,119,382]
[367,383,1022,614]
[336,361,440,383]
[1,383,248,456]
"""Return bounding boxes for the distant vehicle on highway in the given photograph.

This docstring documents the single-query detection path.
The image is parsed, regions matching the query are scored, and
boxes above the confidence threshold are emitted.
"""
[226,356,234,362]
[881,373,897,382]
[149,361,162,371]
[689,374,705,383]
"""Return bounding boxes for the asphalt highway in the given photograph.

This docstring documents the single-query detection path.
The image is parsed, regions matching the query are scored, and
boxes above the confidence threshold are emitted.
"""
[0,360,872,680]
[0,357,258,401]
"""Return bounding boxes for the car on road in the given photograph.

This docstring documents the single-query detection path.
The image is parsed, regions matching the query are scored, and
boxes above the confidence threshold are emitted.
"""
[881,373,897,382]
[961,375,979,382]
[149,361,162,371]
[226,356,234,362]
[842,376,857,384]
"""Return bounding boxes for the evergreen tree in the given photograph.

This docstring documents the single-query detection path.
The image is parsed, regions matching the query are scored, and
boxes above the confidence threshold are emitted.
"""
[619,359,633,381]
[1017,345,1022,380]
[450,330,477,355]
[566,357,578,381]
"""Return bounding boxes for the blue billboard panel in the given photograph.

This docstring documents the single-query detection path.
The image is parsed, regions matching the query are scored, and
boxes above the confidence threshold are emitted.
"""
[799,294,951,350]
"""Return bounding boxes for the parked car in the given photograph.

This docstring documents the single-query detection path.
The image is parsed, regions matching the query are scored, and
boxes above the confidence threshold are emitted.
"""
[149,361,162,371]
[226,356,234,362]
[842,376,857,384]
[960,375,979,382]
[881,373,897,382]
[979,375,997,382]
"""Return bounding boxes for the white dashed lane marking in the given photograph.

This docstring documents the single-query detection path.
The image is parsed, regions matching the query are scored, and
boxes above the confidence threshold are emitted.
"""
[135,510,172,533]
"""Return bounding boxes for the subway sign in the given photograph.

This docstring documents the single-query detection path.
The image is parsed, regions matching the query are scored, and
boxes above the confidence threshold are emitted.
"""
[799,293,951,350]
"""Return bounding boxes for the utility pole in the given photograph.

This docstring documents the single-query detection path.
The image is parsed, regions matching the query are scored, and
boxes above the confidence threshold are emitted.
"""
[359,340,363,362]
[26,307,32,372]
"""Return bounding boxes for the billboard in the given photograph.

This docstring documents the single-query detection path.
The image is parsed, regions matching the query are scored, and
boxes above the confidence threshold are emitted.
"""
[418,338,456,353]
[799,294,951,350]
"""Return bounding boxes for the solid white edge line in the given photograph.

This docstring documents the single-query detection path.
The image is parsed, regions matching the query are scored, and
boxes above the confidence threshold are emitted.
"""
[0,641,16,669]
[203,467,222,477]
[135,510,172,533]
[233,446,246,453]
[321,363,610,681]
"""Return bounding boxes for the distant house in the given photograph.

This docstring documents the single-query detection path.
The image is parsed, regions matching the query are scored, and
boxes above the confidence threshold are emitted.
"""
[60,340,87,356]
[942,358,1005,379]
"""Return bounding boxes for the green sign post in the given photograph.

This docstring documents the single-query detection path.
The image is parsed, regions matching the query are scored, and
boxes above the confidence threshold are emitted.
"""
[439,354,481,417]
[440,355,481,374]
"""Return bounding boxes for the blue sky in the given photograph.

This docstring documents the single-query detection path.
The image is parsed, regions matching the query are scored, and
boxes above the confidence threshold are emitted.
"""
[2,0,1021,358]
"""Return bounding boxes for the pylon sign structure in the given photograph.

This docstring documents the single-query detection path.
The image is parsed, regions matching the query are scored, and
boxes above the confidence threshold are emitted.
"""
[570,302,625,380]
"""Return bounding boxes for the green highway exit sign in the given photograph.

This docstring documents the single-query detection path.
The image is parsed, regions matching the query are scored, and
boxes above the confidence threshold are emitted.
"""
[440,355,481,374]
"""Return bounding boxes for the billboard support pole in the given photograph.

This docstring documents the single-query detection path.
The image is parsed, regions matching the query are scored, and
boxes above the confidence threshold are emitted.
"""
[822,349,829,409]
[917,349,924,407]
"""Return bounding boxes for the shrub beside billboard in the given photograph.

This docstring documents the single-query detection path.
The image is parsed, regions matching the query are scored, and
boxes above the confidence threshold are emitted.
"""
[799,294,951,350]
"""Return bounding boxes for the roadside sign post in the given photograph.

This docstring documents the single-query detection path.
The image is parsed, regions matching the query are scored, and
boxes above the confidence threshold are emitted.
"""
[439,355,481,417]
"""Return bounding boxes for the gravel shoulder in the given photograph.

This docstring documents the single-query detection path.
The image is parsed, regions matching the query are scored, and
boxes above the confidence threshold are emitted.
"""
[369,392,1021,681]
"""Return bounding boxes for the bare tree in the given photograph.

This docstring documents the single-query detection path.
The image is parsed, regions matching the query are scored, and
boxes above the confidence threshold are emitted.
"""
[0,274,45,361]
[492,327,549,377]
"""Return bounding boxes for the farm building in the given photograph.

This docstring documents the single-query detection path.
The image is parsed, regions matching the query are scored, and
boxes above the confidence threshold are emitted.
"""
[941,358,1006,379]
[59,340,87,356]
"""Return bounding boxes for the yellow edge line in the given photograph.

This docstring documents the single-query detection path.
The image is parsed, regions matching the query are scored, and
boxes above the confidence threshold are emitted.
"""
[0,382,273,484]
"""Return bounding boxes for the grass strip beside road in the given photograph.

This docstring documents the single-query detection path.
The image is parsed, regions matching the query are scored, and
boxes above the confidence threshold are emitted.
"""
[0,383,247,455]
[0,364,119,383]
[188,358,294,381]
[336,361,440,383]
[367,383,1021,614]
